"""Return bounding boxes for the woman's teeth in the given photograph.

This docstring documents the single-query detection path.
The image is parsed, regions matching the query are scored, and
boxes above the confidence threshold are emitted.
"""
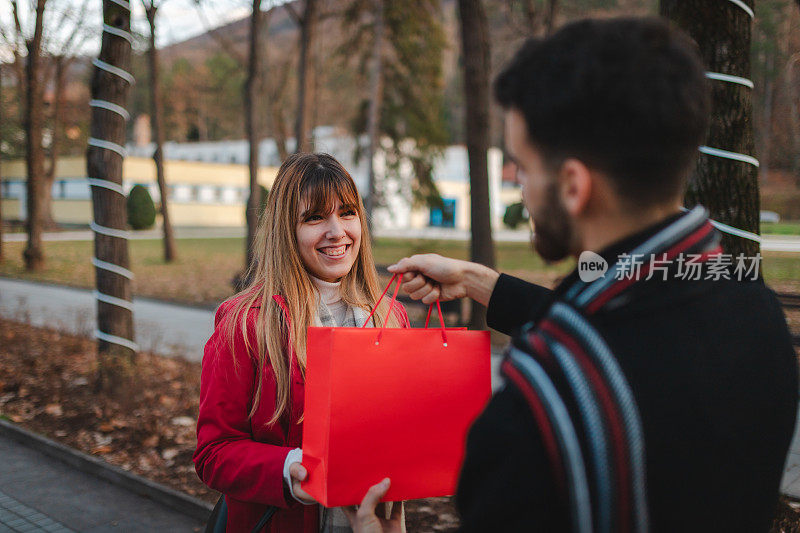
[320,245,347,257]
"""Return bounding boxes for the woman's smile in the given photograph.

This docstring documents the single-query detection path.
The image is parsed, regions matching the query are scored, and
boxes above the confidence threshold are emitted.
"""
[318,243,351,258]
[297,198,362,282]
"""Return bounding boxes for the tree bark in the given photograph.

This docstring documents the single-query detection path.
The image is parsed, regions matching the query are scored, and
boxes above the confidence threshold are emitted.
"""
[0,63,4,263]
[660,0,760,260]
[88,0,136,392]
[365,0,384,230]
[10,1,27,124]
[270,71,291,163]
[43,55,66,231]
[759,53,774,185]
[293,0,317,153]
[23,0,47,271]
[458,0,496,330]
[144,1,177,262]
[787,56,800,181]
[544,0,558,35]
[244,0,263,273]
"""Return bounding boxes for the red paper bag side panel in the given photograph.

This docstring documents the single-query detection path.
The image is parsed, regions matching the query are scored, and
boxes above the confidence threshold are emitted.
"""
[301,327,334,505]
[303,326,491,507]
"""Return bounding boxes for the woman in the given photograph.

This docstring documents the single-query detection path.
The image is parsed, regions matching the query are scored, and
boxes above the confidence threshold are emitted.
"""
[193,153,408,532]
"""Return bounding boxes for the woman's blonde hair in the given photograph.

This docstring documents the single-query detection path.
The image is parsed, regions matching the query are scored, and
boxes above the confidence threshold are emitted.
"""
[222,152,399,426]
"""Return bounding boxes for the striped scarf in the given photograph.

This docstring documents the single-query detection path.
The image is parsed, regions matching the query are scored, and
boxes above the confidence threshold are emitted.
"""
[501,206,722,533]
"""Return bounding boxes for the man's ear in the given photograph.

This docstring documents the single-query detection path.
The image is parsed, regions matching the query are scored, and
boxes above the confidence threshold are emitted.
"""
[558,158,592,217]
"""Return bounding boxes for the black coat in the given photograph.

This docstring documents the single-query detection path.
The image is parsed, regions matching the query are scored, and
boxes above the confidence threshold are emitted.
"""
[456,221,799,533]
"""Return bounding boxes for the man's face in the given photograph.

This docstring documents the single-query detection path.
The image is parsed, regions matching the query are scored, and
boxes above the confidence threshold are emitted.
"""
[505,109,576,262]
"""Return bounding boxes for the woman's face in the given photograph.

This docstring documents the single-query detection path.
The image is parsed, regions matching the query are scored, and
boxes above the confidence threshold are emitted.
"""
[296,197,362,283]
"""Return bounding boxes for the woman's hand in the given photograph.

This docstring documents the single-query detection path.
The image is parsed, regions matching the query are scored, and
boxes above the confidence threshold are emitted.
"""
[288,463,318,505]
[342,478,403,533]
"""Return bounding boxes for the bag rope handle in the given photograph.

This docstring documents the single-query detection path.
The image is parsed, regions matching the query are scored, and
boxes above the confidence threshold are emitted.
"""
[363,273,448,347]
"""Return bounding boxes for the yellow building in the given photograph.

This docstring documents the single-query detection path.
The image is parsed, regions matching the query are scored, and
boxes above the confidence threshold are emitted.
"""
[0,156,278,227]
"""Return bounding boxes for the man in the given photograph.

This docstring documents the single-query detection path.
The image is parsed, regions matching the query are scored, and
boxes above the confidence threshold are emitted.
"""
[347,17,798,532]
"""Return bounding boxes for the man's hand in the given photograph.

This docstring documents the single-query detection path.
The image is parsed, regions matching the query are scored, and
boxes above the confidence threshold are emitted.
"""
[388,254,499,306]
[342,479,403,533]
[288,463,317,505]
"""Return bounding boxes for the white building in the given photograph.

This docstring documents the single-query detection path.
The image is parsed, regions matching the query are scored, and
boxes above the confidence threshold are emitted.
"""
[126,127,522,231]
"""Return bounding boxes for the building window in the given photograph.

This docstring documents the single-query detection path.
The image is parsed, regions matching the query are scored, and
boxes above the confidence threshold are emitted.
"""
[429,198,456,228]
[173,184,192,202]
[198,185,217,203]
[221,187,238,204]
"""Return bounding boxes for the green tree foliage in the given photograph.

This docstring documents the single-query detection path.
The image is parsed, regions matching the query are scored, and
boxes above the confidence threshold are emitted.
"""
[342,0,449,209]
[253,184,270,218]
[205,52,246,140]
[127,185,157,230]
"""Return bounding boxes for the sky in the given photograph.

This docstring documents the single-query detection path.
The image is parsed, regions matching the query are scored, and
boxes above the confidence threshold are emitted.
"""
[0,0,270,60]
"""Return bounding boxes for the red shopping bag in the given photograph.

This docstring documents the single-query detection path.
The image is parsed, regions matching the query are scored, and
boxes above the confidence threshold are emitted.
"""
[301,274,491,507]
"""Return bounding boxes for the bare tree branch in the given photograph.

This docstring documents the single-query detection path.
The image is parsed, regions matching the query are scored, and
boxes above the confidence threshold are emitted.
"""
[283,2,301,24]
[191,0,246,65]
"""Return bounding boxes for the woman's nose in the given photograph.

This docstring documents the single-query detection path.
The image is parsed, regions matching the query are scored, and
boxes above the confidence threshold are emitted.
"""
[324,216,346,240]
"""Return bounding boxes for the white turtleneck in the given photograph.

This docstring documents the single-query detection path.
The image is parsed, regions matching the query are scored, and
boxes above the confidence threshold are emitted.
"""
[310,276,348,326]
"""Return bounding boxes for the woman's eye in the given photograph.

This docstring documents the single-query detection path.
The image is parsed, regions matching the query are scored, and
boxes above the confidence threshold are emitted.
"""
[341,210,357,217]
[305,214,323,222]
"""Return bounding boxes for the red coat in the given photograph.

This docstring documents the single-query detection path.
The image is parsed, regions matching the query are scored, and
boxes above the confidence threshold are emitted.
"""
[193,294,409,533]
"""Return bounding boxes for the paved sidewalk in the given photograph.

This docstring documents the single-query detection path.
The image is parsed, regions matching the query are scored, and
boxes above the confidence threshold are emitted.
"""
[781,409,800,498]
[0,278,214,361]
[0,432,205,532]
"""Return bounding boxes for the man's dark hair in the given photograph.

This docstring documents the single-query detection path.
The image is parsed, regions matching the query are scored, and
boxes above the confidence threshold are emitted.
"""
[494,17,710,207]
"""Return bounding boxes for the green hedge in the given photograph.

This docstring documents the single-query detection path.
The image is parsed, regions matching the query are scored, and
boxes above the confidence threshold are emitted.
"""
[503,202,529,229]
[127,185,156,230]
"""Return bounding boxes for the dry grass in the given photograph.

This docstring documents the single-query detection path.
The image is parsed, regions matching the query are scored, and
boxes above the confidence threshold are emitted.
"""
[0,236,797,307]
[0,237,570,307]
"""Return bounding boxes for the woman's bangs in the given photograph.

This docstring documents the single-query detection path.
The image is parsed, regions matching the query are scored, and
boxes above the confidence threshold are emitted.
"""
[300,168,360,216]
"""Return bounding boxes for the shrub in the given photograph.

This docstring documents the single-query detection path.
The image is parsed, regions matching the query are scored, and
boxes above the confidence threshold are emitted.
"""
[127,185,157,230]
[245,185,270,220]
[503,202,529,229]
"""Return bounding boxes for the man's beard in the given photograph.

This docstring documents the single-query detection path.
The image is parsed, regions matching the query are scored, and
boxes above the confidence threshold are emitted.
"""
[530,181,576,263]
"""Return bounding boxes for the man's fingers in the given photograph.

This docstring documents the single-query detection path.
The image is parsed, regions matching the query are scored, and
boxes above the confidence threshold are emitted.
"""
[358,478,391,514]
[409,281,436,301]
[420,287,441,305]
[289,462,307,481]
[389,254,437,276]
[401,273,428,294]
[388,257,420,274]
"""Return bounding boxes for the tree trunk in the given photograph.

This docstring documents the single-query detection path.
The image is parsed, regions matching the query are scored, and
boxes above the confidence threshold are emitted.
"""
[458,0,496,330]
[88,0,136,392]
[294,0,317,154]
[244,0,263,274]
[787,57,800,181]
[759,53,774,185]
[660,0,760,260]
[43,55,66,231]
[23,0,48,271]
[0,63,4,263]
[269,59,292,162]
[544,0,558,35]
[365,0,384,230]
[145,2,177,262]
